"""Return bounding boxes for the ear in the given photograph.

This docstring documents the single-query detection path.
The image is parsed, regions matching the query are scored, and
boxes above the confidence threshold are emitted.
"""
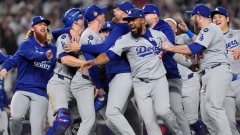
[141,18,146,24]
[153,14,158,19]
[30,27,34,32]
[227,16,230,23]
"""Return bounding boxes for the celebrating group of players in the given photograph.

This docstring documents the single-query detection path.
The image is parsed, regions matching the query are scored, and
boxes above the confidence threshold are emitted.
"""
[0,1,240,135]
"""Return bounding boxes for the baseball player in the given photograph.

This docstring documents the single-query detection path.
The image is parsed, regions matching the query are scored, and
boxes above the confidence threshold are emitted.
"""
[211,7,240,135]
[64,2,143,135]
[161,4,232,135]
[45,8,86,134]
[0,51,11,135]
[79,8,183,135]
[100,21,115,38]
[164,17,204,135]
[0,16,56,135]
[143,4,191,135]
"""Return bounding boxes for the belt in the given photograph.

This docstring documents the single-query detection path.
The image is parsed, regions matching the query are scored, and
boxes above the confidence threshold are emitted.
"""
[232,74,240,81]
[139,78,154,83]
[181,73,194,81]
[82,74,90,80]
[199,63,228,75]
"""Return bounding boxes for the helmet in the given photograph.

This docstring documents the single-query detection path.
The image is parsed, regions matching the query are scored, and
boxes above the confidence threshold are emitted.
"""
[62,8,84,27]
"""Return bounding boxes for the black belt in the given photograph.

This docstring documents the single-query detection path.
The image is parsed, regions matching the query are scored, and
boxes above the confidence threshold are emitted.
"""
[82,74,90,80]
[199,63,228,75]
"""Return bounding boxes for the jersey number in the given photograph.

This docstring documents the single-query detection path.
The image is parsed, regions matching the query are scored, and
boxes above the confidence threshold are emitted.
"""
[197,52,204,60]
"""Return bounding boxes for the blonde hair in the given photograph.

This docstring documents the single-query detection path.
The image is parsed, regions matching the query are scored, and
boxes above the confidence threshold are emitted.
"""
[24,29,52,43]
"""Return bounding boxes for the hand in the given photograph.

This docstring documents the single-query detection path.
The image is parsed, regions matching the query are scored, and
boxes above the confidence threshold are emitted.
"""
[227,48,240,60]
[177,16,189,32]
[79,60,94,74]
[46,50,53,60]
[189,64,199,72]
[0,68,8,78]
[70,29,80,43]
[64,42,81,53]
[161,42,173,51]
[94,87,105,98]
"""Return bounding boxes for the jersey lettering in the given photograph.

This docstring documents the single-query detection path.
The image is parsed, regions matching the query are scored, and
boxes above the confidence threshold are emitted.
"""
[136,46,161,57]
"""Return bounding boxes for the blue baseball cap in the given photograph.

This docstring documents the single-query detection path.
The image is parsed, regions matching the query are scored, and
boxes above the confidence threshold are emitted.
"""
[211,7,229,18]
[114,1,135,14]
[85,4,108,22]
[142,4,160,16]
[123,8,145,21]
[100,21,115,31]
[186,4,211,18]
[31,16,51,26]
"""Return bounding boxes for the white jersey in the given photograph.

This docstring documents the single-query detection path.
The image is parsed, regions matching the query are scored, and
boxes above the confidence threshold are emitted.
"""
[224,29,240,74]
[194,23,228,71]
[110,29,167,79]
[175,34,193,77]
[54,34,77,79]
[80,28,105,75]
[175,34,192,45]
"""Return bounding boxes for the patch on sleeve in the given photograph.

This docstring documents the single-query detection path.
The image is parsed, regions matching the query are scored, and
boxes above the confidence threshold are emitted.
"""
[203,28,209,32]
[61,35,66,39]
[88,35,93,40]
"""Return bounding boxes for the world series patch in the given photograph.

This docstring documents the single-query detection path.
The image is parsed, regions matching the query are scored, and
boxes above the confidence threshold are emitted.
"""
[88,35,93,40]
[203,28,209,32]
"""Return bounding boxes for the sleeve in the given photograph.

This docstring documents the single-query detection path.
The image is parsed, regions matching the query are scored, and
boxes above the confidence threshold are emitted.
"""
[188,42,205,54]
[81,28,124,54]
[1,51,18,71]
[18,42,48,62]
[109,37,128,56]
[2,87,10,106]
[52,27,71,41]
[194,27,215,48]
[84,53,102,89]
[0,52,10,64]
[56,36,70,59]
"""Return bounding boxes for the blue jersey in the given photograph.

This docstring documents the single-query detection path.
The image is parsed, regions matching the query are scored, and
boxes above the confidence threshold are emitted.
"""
[80,23,131,82]
[2,36,56,99]
[153,19,181,79]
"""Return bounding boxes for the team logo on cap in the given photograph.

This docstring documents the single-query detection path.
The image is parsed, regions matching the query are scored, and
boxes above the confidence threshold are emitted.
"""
[107,23,110,27]
[215,8,218,11]
[40,16,44,20]
[93,11,98,16]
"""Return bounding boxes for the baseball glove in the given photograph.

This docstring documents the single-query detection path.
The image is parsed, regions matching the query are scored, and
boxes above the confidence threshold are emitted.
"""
[94,93,107,112]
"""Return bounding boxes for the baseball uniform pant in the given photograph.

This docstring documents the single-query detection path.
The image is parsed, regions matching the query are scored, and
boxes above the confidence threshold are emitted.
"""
[71,73,95,135]
[181,75,200,124]
[133,76,182,135]
[200,65,232,135]
[168,78,191,135]
[9,91,48,135]
[105,73,137,135]
[0,110,8,135]
[232,79,240,111]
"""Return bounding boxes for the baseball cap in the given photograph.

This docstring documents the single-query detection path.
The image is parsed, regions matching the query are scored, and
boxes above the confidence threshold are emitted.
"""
[211,7,229,18]
[142,4,160,16]
[100,21,115,31]
[114,1,135,14]
[62,8,84,27]
[85,4,108,22]
[123,8,145,21]
[31,16,51,26]
[186,4,211,18]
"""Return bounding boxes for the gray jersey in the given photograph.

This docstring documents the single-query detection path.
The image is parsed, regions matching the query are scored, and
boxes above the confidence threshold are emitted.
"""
[224,29,240,74]
[79,28,105,75]
[110,29,166,79]
[54,34,77,79]
[176,34,192,45]
[195,23,228,70]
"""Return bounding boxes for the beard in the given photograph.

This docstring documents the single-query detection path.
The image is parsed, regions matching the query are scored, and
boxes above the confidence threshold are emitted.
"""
[35,30,48,43]
[131,26,142,39]
[145,23,150,28]
[193,22,201,34]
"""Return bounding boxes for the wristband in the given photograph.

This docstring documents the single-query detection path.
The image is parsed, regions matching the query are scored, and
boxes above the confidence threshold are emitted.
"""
[186,29,194,39]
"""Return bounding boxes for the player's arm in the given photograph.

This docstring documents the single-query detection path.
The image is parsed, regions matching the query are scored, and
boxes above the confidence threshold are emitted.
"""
[59,52,85,67]
[84,53,102,89]
[52,27,79,43]
[64,27,124,54]
[177,16,197,41]
[18,42,51,62]
[0,52,11,64]
[2,86,10,107]
[227,48,240,59]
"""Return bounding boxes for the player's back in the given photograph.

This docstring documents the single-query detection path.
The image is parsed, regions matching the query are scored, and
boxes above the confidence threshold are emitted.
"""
[195,23,228,70]
[224,29,240,74]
